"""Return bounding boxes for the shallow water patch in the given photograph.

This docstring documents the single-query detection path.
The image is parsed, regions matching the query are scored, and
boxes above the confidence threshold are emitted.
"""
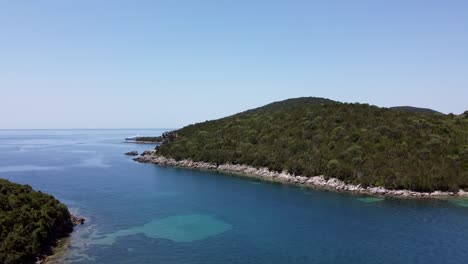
[249,181,262,185]
[357,197,384,203]
[92,214,232,245]
[47,223,97,263]
[448,198,468,207]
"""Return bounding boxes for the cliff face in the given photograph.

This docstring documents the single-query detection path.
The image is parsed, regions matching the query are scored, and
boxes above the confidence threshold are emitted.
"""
[155,97,468,192]
[0,179,74,264]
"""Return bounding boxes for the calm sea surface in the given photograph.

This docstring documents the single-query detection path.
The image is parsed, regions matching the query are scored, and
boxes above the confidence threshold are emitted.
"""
[1,129,468,264]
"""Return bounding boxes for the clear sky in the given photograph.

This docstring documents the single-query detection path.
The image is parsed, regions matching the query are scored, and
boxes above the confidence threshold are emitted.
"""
[1,0,467,129]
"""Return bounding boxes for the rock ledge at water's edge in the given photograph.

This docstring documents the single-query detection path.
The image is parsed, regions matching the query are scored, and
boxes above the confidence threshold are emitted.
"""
[133,152,468,199]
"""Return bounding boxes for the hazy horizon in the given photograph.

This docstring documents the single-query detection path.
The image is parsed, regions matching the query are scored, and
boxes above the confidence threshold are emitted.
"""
[1,0,467,129]
[0,96,463,130]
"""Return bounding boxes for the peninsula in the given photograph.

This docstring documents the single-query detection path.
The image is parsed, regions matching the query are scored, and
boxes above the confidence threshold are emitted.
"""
[0,179,80,264]
[135,97,468,197]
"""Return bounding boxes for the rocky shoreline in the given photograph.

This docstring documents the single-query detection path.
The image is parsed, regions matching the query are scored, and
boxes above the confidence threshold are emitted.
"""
[36,214,85,264]
[71,214,85,226]
[134,152,468,199]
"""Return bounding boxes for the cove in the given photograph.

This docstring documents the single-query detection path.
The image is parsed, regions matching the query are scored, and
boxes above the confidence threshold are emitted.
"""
[1,129,468,264]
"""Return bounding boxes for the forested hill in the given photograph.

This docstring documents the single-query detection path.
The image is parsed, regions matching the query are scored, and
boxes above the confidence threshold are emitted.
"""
[156,97,468,192]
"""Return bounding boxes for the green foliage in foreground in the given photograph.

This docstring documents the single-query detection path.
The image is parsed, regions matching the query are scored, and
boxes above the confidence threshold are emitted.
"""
[0,179,73,264]
[157,97,468,192]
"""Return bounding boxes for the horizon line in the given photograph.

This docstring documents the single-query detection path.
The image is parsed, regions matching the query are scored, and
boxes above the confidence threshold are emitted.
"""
[0,128,177,130]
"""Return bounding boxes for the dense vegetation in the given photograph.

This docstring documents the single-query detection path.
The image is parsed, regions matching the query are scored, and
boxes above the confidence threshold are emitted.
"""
[136,132,179,143]
[157,97,468,192]
[390,106,442,115]
[0,179,73,264]
[136,136,162,142]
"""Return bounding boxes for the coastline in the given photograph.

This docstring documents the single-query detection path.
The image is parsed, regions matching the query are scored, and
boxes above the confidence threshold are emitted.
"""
[37,214,85,264]
[134,152,468,199]
[123,141,162,144]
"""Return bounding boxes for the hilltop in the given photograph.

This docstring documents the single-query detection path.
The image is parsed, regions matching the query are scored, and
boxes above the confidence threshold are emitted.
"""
[154,97,468,192]
[389,106,442,115]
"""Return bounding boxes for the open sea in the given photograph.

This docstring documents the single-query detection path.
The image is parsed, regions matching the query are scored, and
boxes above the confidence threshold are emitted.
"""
[1,129,468,264]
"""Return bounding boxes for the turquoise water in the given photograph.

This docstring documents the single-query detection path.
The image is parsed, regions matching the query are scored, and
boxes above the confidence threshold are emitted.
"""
[1,129,468,263]
[357,197,385,203]
[92,214,232,245]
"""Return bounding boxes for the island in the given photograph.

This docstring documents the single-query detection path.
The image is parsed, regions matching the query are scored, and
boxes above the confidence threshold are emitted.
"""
[0,179,81,264]
[135,97,468,197]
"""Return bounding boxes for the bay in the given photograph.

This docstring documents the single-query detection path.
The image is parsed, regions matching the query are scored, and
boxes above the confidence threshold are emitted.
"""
[1,129,468,264]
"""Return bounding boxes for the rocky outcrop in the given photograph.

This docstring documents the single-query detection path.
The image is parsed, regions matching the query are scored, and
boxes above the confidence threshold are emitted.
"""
[134,154,467,199]
[125,151,139,156]
[71,214,85,225]
[141,150,156,156]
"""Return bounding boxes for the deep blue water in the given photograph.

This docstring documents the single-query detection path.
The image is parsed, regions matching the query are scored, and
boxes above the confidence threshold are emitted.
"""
[1,129,468,264]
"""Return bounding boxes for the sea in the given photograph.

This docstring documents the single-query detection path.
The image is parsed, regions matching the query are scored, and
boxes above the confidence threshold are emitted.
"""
[1,129,468,264]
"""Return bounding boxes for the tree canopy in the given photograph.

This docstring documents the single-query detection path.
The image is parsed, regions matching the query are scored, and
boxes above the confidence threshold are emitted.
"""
[0,179,73,264]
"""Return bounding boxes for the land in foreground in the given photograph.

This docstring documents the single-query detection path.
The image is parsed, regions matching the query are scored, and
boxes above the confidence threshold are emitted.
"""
[0,179,74,264]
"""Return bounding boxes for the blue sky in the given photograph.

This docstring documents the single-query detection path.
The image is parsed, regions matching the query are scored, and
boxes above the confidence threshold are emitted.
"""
[1,0,467,129]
